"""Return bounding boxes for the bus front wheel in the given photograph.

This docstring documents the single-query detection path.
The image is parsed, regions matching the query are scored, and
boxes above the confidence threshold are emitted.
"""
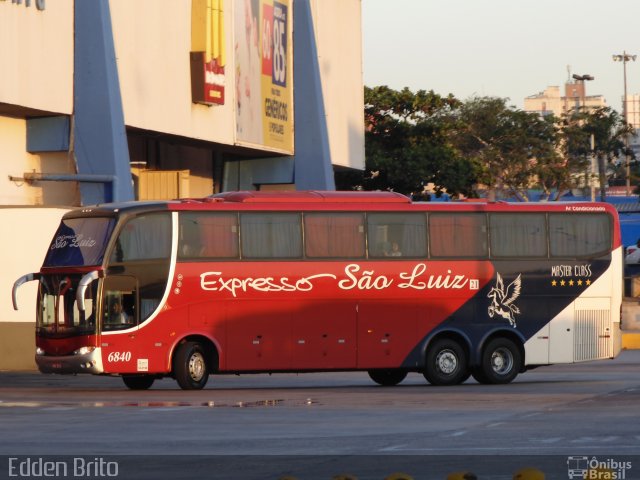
[368,369,407,386]
[478,338,522,384]
[423,338,469,386]
[173,341,209,390]
[122,375,155,390]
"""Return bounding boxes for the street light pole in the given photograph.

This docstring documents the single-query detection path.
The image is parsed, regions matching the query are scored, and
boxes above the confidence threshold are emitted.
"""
[613,51,637,196]
[572,73,594,111]
[572,74,595,196]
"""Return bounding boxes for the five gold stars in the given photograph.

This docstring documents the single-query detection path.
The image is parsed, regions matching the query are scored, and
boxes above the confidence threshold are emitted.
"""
[551,278,591,287]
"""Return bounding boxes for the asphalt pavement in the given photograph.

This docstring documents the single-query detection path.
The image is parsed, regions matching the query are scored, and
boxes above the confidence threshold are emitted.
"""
[1,351,640,479]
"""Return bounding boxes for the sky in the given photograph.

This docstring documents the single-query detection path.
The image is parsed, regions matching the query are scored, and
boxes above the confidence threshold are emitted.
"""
[362,0,640,112]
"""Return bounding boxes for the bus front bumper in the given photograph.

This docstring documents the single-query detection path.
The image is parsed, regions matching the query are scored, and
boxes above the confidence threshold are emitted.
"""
[36,347,104,375]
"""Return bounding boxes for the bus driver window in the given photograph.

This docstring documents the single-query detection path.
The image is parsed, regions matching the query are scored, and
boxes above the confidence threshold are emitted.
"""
[104,293,135,330]
[109,299,128,324]
[102,275,137,331]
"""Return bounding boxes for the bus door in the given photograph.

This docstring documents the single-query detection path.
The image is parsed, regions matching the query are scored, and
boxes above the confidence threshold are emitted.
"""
[100,275,142,373]
[548,296,575,363]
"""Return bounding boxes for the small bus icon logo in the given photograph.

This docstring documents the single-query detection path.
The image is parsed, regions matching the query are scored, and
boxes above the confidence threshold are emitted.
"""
[567,456,589,479]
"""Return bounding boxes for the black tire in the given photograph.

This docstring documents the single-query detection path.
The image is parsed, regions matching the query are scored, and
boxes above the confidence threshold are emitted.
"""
[122,375,155,390]
[471,367,490,384]
[423,338,469,386]
[368,369,408,386]
[173,341,209,390]
[479,338,522,384]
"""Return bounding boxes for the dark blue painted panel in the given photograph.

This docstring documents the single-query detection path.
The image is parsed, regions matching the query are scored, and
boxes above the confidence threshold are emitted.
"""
[73,0,133,204]
[291,0,335,190]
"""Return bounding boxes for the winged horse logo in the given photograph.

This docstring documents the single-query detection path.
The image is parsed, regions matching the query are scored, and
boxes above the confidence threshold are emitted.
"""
[487,273,522,327]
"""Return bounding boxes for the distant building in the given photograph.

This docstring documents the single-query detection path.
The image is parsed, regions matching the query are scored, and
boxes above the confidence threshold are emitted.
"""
[524,80,606,118]
[623,95,640,161]
[524,86,563,117]
[625,95,640,128]
[525,77,640,194]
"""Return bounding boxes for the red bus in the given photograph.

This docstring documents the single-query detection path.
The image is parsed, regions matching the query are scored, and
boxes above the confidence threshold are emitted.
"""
[13,191,623,390]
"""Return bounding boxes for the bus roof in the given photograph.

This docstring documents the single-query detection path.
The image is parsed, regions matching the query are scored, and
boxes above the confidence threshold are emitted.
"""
[210,191,412,203]
[62,192,620,218]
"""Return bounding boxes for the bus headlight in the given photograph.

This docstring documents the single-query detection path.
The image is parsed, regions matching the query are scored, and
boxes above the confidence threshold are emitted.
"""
[73,346,96,356]
[36,347,45,356]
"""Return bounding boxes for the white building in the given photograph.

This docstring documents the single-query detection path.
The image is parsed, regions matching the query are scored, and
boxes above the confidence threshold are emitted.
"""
[524,80,606,118]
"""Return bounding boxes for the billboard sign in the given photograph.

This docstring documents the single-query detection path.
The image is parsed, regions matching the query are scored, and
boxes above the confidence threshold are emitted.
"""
[234,0,293,153]
[191,0,226,106]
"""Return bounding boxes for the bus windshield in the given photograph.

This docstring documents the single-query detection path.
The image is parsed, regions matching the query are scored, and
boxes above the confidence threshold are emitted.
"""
[44,217,115,267]
[37,274,98,337]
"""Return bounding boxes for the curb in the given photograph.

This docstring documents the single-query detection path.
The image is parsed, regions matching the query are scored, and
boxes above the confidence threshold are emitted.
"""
[622,332,640,350]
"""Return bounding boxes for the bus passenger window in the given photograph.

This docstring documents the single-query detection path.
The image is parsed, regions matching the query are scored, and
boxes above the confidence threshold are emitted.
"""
[110,214,171,263]
[367,213,427,258]
[490,213,547,258]
[430,213,487,258]
[240,213,302,259]
[550,213,611,258]
[305,213,365,258]
[179,213,239,259]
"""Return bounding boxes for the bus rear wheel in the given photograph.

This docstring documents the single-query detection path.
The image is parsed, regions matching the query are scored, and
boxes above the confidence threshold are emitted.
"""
[479,338,522,384]
[122,374,155,390]
[368,369,407,386]
[173,341,209,390]
[471,367,489,384]
[424,338,469,386]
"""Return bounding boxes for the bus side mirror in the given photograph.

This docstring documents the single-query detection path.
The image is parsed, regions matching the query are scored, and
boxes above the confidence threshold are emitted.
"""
[77,270,103,312]
[12,273,40,310]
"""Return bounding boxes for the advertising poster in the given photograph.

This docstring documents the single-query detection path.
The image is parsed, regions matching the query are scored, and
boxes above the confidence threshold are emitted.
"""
[191,0,226,106]
[234,0,293,153]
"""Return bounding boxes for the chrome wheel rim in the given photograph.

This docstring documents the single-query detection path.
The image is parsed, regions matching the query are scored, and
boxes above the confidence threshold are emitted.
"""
[490,348,513,375]
[188,351,206,382]
[436,349,458,375]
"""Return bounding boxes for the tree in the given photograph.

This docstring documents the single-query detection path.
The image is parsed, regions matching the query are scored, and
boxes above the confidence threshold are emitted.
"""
[559,107,635,200]
[346,89,636,202]
[347,86,476,197]
[452,96,561,201]
[526,114,571,200]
